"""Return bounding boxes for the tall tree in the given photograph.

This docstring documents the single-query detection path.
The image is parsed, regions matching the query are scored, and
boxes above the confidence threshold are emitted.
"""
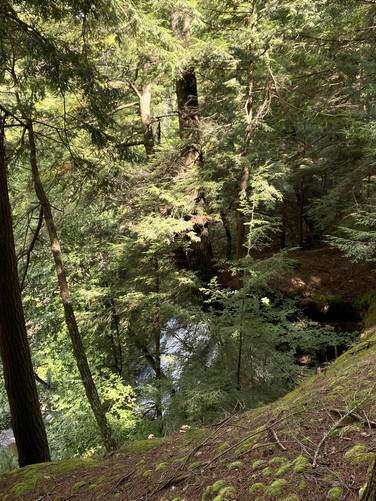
[0,114,50,467]
[27,119,116,452]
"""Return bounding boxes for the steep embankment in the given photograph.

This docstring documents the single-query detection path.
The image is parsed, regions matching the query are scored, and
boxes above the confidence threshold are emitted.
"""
[1,329,376,500]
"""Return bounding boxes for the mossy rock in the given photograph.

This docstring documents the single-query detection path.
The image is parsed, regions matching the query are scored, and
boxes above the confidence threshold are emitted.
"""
[249,482,265,495]
[344,444,373,465]
[265,479,288,496]
[327,486,343,500]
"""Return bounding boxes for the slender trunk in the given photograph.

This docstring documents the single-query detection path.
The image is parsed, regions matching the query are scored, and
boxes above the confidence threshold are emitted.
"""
[236,291,246,392]
[154,258,162,423]
[236,59,254,259]
[362,459,376,500]
[236,166,250,260]
[0,115,50,467]
[221,212,232,260]
[139,83,155,156]
[280,201,287,249]
[297,185,304,247]
[27,120,115,452]
[110,298,123,377]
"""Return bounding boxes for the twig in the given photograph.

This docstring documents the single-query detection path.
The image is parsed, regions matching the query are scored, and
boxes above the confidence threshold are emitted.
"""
[270,428,287,451]
[104,469,135,497]
[144,473,191,500]
[329,408,376,428]
[312,406,358,468]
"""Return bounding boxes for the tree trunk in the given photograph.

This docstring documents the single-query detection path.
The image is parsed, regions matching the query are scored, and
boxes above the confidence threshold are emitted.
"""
[153,258,163,424]
[0,115,50,467]
[27,120,115,452]
[172,8,214,280]
[221,212,232,260]
[235,165,250,259]
[172,8,200,141]
[362,459,376,500]
[139,83,155,156]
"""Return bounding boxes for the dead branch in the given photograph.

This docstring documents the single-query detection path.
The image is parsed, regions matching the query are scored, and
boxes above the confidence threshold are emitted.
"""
[329,408,376,428]
[270,428,287,451]
[312,406,359,468]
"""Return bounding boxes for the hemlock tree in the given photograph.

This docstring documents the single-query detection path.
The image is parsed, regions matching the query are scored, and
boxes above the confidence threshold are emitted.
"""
[0,114,50,467]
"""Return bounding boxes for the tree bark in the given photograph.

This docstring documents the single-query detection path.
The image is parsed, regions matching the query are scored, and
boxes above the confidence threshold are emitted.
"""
[139,83,155,156]
[221,211,232,260]
[0,115,50,467]
[362,459,376,500]
[235,165,250,259]
[153,258,163,424]
[27,120,116,452]
[172,8,214,281]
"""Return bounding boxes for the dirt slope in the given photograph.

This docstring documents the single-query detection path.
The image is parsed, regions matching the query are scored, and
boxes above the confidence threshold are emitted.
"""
[273,247,376,301]
[1,326,376,500]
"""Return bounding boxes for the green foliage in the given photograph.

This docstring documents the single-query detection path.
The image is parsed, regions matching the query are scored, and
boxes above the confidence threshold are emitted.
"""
[0,0,371,462]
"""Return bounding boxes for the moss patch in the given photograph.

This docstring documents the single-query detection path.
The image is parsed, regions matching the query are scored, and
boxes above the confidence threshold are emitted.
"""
[9,458,98,497]
[227,461,242,470]
[266,479,288,496]
[293,455,310,473]
[269,456,288,466]
[183,428,207,442]
[327,486,343,500]
[249,482,264,495]
[344,444,373,465]
[252,459,267,470]
[124,438,164,453]
[72,480,86,492]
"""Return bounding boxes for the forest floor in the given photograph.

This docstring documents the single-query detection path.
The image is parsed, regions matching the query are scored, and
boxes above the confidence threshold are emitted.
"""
[273,247,376,301]
[1,247,376,501]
